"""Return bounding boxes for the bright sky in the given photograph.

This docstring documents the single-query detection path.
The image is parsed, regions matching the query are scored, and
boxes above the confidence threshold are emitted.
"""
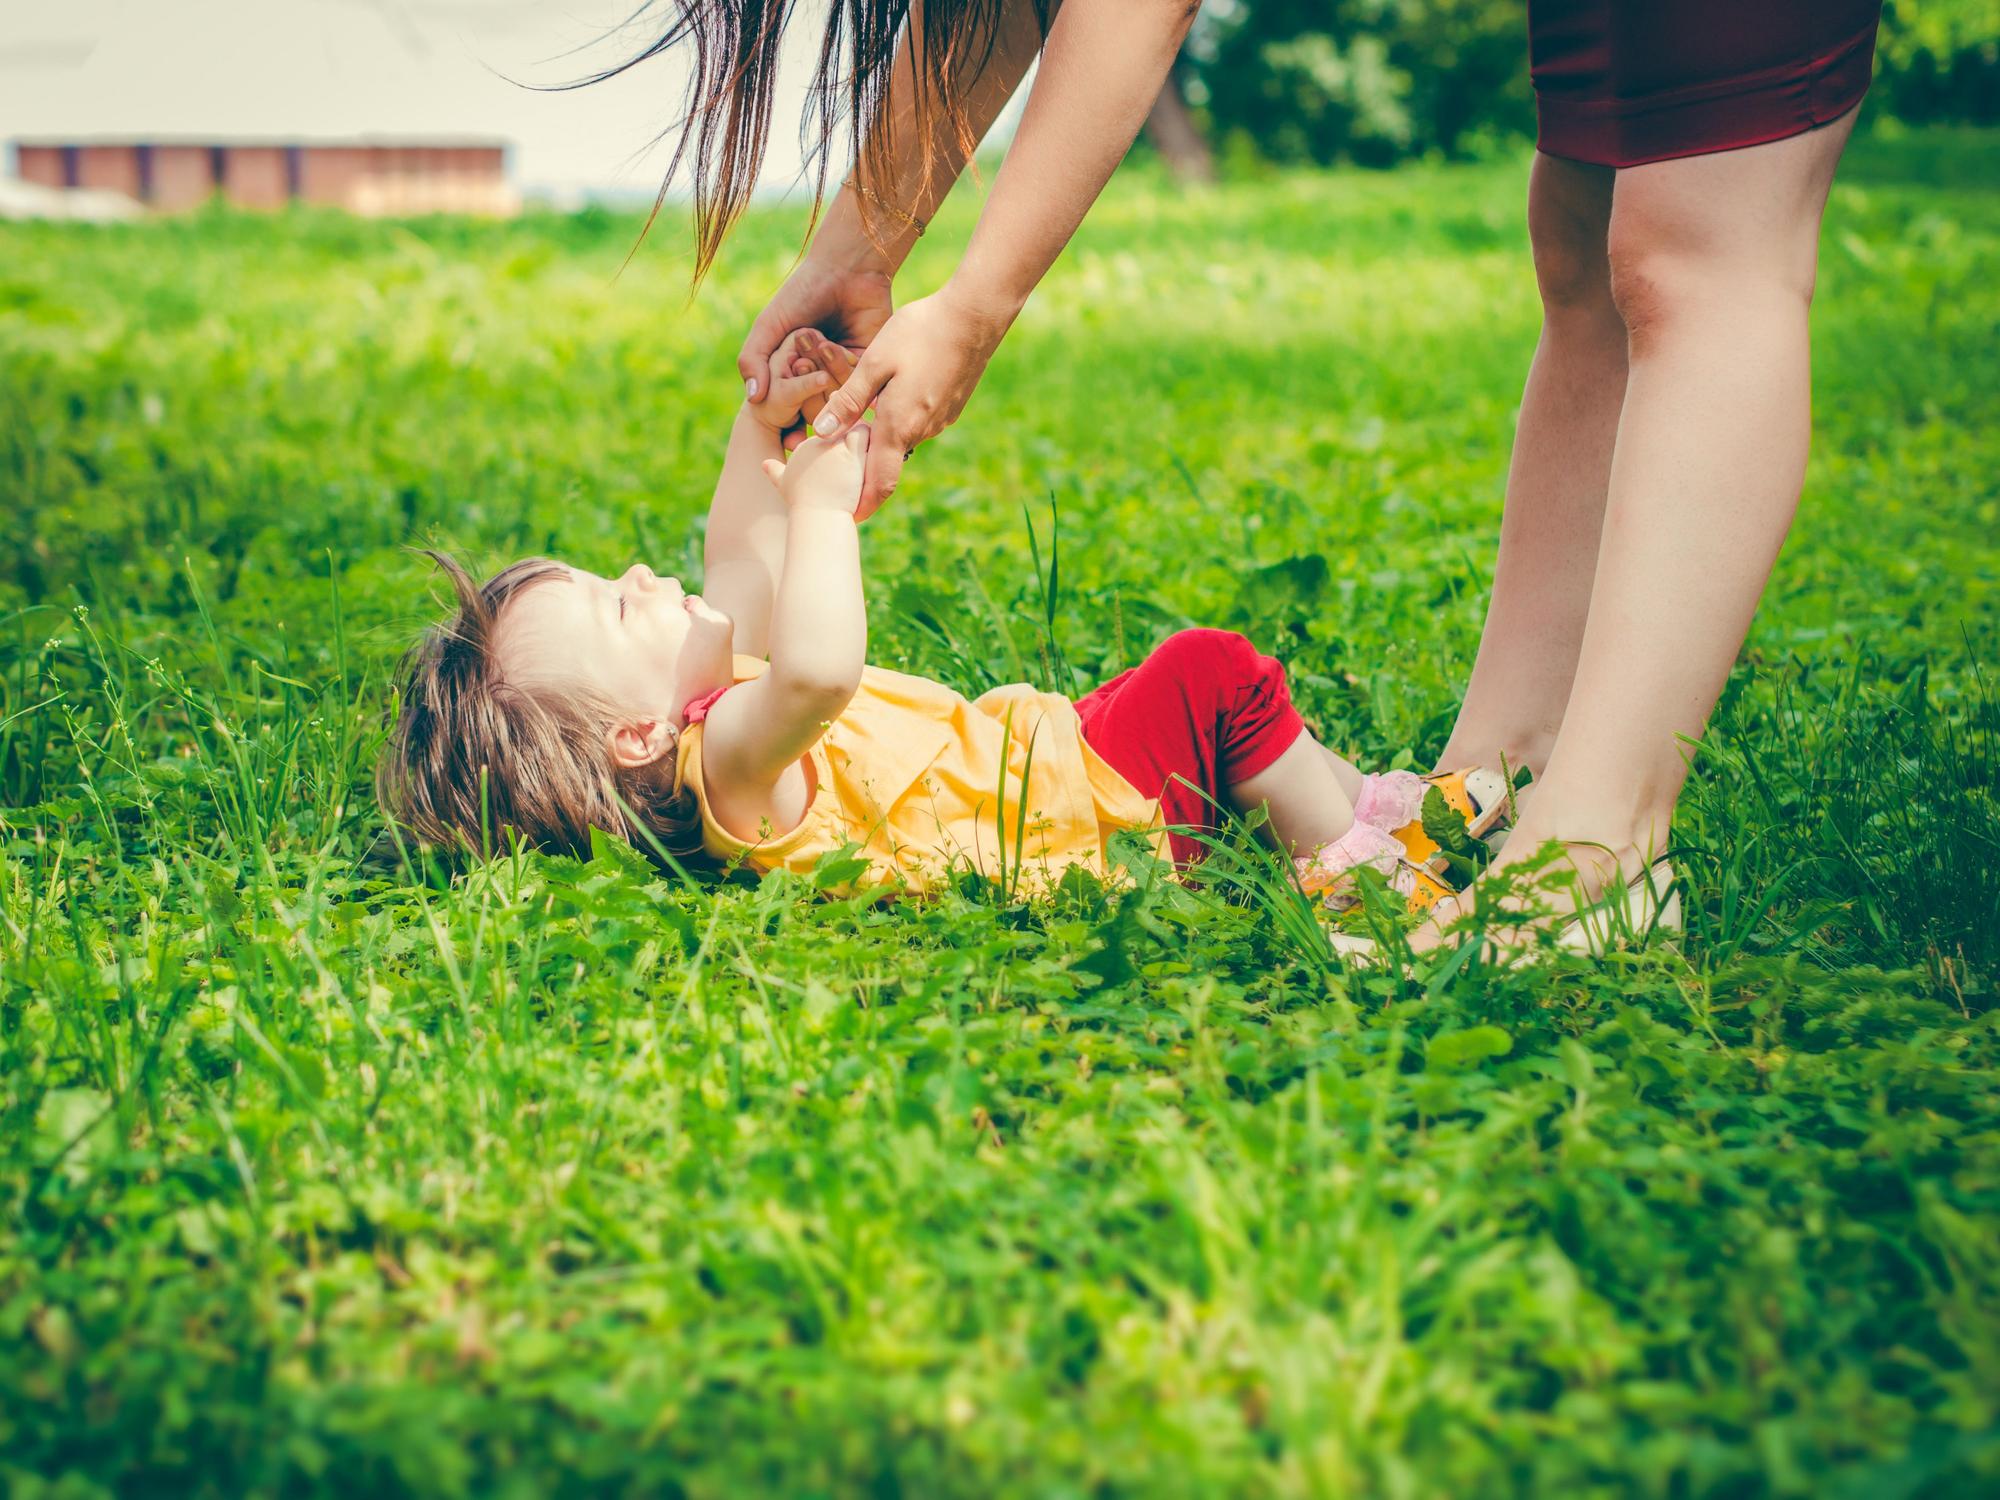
[0,0,1009,198]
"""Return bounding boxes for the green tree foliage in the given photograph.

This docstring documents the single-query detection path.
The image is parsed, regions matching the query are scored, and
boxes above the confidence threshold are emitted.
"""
[1189,0,1532,167]
[1877,0,2000,124]
[1186,0,1999,167]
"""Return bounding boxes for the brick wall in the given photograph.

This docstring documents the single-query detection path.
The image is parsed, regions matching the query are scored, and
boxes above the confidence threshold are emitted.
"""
[297,145,369,209]
[347,145,514,215]
[12,141,514,216]
[17,146,65,189]
[221,146,287,210]
[149,146,215,210]
[76,145,142,197]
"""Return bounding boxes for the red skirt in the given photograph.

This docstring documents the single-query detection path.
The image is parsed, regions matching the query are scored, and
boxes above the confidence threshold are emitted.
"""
[1530,0,1883,168]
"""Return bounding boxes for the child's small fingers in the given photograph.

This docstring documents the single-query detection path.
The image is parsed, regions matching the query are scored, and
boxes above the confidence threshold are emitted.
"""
[760,458,786,484]
[772,370,831,407]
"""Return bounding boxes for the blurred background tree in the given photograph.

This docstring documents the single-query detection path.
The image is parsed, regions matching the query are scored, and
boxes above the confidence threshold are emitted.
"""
[1874,0,2000,124]
[1157,0,1998,173]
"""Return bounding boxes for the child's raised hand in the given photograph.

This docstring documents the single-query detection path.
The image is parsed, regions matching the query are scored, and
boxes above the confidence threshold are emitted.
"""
[760,424,870,516]
[745,328,837,437]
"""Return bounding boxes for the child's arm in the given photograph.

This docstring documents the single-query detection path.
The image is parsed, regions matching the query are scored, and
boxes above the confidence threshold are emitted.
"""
[697,428,872,843]
[701,331,834,657]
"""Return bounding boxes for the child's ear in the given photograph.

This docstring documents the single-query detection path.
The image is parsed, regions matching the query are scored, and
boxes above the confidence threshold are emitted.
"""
[609,718,676,770]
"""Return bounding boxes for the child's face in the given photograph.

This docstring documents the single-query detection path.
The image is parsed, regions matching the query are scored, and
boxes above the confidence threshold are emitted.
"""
[501,562,735,757]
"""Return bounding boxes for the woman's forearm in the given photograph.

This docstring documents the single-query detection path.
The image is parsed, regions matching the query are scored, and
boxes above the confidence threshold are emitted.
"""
[948,0,1196,321]
[810,0,1062,277]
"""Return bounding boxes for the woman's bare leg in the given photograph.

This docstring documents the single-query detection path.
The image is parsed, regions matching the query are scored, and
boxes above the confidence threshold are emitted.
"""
[1424,109,1861,935]
[1434,153,1625,778]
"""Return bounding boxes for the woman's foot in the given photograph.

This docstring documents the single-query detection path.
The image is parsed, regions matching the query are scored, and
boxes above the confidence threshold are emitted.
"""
[1400,798,1674,955]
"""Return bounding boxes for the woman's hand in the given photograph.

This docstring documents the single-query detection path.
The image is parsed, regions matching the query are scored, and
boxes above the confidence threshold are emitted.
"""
[806,283,1015,519]
[738,256,895,404]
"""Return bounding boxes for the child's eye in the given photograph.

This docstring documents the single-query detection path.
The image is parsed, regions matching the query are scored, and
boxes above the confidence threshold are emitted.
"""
[618,595,626,620]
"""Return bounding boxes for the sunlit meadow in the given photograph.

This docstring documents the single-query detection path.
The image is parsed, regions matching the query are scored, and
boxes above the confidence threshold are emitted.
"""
[3,131,1997,1495]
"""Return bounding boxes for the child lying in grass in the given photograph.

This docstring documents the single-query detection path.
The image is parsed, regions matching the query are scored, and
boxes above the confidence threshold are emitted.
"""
[379,330,1477,902]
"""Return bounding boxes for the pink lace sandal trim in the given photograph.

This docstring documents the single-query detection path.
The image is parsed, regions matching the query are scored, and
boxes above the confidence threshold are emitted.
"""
[1351,770,1426,832]
[1294,820,1412,911]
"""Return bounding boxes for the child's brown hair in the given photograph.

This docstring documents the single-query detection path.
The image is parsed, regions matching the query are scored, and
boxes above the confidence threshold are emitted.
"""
[376,552,703,867]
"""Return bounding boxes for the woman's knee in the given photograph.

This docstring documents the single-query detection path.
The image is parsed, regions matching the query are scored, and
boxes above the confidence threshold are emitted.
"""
[1606,187,1822,352]
[1528,154,1617,316]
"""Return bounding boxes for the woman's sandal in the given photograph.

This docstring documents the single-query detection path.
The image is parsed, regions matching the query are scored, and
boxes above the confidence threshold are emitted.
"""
[1327,857,1681,966]
[1553,857,1680,954]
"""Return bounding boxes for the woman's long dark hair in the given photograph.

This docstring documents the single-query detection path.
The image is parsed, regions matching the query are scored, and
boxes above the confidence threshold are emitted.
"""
[571,0,1050,281]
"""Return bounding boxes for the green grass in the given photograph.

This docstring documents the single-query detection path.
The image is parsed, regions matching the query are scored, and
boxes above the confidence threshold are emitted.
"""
[3,130,1998,1495]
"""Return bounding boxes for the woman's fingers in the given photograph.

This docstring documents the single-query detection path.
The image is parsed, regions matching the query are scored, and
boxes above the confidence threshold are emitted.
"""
[806,334,921,513]
[741,306,818,402]
[812,349,888,440]
[814,341,858,387]
[795,339,854,428]
[739,310,791,402]
[854,440,907,523]
[857,396,920,518]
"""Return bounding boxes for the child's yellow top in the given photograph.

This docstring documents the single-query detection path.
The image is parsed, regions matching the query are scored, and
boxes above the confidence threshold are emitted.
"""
[675,657,1165,895]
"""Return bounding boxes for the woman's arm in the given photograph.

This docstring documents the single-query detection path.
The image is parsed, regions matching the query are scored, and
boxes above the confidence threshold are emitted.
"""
[809,0,1200,514]
[736,0,1062,398]
[697,430,872,841]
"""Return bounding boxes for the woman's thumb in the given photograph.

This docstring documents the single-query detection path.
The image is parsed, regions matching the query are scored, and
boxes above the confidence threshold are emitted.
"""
[812,357,879,440]
[738,312,785,401]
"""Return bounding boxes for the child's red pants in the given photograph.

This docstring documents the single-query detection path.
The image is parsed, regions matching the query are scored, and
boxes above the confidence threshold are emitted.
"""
[1074,629,1307,864]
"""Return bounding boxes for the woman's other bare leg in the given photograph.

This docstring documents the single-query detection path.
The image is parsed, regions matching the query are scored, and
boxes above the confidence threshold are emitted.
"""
[1470,109,1861,903]
[1435,153,1625,778]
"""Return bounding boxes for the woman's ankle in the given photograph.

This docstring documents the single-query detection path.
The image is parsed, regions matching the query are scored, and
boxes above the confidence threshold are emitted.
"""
[1432,735,1550,783]
[1503,795,1675,878]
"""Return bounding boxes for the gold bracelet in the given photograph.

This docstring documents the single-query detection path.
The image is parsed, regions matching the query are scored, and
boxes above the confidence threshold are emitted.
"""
[848,177,927,237]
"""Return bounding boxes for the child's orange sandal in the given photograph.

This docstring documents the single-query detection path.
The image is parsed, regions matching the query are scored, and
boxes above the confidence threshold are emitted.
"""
[1351,766,1515,914]
[1294,821,1408,911]
[1391,766,1513,864]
